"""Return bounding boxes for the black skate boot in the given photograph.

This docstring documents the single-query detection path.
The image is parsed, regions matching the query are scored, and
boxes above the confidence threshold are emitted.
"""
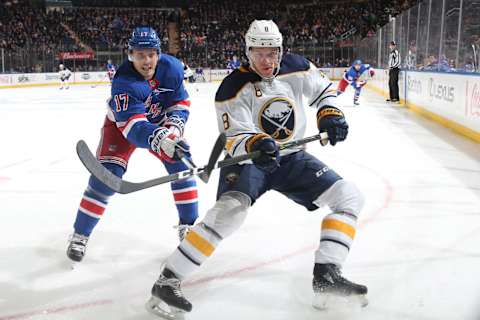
[145,267,192,319]
[67,233,89,263]
[312,263,368,309]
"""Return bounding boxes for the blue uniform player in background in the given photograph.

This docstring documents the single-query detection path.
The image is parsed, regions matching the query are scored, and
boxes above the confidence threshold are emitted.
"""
[227,55,241,71]
[337,59,375,105]
[67,27,199,264]
[106,59,116,82]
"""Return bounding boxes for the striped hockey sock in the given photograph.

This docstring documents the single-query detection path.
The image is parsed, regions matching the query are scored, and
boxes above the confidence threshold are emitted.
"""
[73,186,110,236]
[315,212,357,265]
[171,177,198,225]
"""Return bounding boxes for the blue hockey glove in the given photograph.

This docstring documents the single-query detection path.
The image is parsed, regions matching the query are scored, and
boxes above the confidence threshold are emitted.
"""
[317,106,349,146]
[246,133,280,173]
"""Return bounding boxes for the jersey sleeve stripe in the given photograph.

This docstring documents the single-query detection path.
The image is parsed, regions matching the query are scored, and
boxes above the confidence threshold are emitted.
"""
[309,82,333,107]
[172,100,191,107]
[120,114,148,138]
[165,99,191,113]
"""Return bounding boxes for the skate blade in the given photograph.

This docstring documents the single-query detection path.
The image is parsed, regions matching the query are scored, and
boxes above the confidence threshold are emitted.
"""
[145,296,185,320]
[313,292,368,310]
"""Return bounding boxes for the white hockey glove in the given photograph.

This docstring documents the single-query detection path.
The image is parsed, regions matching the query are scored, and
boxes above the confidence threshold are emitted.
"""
[149,127,190,163]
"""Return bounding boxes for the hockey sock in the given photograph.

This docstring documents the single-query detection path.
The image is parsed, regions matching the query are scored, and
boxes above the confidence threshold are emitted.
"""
[166,222,222,279]
[354,88,361,101]
[73,163,124,236]
[315,212,357,265]
[165,192,248,279]
[163,160,199,225]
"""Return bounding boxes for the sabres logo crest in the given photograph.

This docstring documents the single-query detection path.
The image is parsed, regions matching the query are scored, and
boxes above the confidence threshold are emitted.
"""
[259,97,295,141]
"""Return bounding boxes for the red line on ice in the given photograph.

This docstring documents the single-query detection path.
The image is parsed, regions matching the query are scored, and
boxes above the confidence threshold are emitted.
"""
[0,300,113,320]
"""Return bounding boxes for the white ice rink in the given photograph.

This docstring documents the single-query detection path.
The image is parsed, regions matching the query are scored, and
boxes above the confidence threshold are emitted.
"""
[0,81,479,320]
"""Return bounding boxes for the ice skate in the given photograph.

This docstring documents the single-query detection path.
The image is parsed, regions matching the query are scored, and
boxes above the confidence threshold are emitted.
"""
[312,263,368,310]
[66,232,89,266]
[145,266,192,319]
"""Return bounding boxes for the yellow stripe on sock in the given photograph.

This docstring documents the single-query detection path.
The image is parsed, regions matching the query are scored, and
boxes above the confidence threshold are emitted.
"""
[185,230,215,257]
[322,219,356,239]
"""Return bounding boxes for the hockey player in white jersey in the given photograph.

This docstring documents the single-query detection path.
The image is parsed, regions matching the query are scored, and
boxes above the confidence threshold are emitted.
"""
[58,64,72,90]
[145,20,367,318]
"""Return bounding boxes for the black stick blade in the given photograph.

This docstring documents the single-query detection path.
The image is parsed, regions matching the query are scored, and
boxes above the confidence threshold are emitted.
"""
[198,133,227,183]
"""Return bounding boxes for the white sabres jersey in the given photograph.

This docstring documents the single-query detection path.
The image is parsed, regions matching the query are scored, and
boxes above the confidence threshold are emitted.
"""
[182,62,194,78]
[59,68,71,79]
[215,53,339,158]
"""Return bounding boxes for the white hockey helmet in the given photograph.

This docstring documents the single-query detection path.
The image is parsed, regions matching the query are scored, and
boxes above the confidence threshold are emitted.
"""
[245,20,283,79]
[59,64,64,70]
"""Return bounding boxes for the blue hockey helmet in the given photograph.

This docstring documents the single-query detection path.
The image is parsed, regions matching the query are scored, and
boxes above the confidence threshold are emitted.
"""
[128,26,161,53]
[353,59,362,66]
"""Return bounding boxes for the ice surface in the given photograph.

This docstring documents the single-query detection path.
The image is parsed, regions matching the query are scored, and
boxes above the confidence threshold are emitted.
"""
[0,82,479,320]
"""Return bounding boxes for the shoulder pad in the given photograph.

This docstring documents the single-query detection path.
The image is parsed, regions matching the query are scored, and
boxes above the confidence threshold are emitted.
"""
[215,67,260,102]
[278,53,310,75]
[157,54,184,83]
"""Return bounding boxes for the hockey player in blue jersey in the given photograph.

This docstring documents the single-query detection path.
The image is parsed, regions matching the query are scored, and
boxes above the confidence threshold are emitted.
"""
[227,55,241,71]
[67,27,199,263]
[337,59,375,105]
[106,59,116,82]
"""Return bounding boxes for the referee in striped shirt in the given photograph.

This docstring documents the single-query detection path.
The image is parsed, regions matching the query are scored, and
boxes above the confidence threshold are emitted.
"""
[387,41,400,102]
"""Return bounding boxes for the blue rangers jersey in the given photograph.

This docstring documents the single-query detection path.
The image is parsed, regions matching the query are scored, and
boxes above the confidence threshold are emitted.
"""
[107,54,190,149]
[227,59,241,70]
[107,63,116,73]
[343,64,372,83]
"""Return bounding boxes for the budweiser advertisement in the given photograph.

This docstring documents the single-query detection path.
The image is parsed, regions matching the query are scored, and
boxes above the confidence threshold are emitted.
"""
[58,52,95,60]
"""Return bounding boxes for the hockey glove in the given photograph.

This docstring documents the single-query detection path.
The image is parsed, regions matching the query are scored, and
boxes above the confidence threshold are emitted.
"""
[369,69,375,77]
[317,106,349,146]
[150,127,191,163]
[246,133,280,173]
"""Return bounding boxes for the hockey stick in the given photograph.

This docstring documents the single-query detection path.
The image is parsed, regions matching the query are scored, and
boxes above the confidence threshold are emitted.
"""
[76,133,226,194]
[76,132,328,194]
[175,132,227,183]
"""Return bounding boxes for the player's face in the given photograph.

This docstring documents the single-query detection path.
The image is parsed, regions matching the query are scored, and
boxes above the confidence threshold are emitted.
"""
[131,49,158,80]
[250,47,279,78]
[354,64,361,71]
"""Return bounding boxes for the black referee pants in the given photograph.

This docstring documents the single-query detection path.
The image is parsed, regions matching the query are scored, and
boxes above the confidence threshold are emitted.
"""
[389,67,400,100]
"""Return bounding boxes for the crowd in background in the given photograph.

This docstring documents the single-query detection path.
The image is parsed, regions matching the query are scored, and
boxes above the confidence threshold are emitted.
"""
[1,0,477,73]
[0,1,77,52]
[178,0,418,68]
[59,7,175,51]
